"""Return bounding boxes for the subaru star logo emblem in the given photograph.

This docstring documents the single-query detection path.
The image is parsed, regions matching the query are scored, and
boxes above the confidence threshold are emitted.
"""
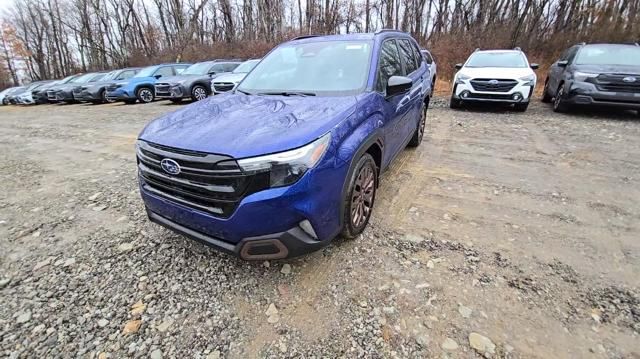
[160,158,181,175]
[488,79,499,85]
[622,76,636,83]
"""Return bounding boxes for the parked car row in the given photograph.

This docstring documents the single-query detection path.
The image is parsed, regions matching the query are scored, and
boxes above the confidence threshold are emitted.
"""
[0,59,261,107]
[450,42,640,115]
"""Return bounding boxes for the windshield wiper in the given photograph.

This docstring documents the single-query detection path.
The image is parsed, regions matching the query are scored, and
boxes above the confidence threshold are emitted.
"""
[235,89,253,95]
[257,91,316,97]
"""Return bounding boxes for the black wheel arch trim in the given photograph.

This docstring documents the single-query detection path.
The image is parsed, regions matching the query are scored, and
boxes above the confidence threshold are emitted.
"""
[338,129,384,233]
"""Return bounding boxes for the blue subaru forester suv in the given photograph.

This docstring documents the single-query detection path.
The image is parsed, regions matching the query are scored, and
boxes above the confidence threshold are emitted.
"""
[137,31,431,259]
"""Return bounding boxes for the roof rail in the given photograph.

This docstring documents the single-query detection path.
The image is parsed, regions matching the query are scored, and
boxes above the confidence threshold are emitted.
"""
[292,34,320,40]
[474,48,480,52]
[375,28,404,34]
[513,46,521,51]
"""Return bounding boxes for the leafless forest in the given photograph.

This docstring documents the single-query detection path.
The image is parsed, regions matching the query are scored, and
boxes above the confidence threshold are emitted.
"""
[1,0,639,88]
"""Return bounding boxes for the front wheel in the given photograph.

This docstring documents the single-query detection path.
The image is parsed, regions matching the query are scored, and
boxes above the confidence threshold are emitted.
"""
[136,87,154,103]
[553,84,569,113]
[450,96,462,109]
[408,102,427,147]
[191,85,208,101]
[341,154,377,239]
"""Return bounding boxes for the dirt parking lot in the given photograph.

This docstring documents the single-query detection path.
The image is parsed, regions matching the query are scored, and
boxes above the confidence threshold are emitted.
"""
[0,99,638,358]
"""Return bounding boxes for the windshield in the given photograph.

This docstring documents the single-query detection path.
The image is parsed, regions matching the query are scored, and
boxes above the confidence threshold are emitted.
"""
[182,62,213,75]
[466,52,528,68]
[575,46,640,66]
[233,60,260,73]
[60,75,76,84]
[135,66,157,78]
[238,40,372,96]
[100,70,119,81]
[89,73,107,82]
[71,73,98,83]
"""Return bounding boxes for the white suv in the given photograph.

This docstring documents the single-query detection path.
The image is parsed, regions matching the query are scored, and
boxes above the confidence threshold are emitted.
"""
[450,49,538,111]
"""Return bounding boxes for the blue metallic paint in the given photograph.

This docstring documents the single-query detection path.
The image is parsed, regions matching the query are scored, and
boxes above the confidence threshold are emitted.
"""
[137,32,431,258]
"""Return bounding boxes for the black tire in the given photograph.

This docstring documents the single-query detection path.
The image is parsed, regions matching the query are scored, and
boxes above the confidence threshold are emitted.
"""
[450,96,462,109]
[514,103,529,112]
[431,76,437,94]
[101,89,115,104]
[553,84,569,113]
[409,102,427,147]
[136,87,154,103]
[124,99,137,105]
[170,99,183,104]
[341,153,378,239]
[541,80,552,103]
[191,85,208,101]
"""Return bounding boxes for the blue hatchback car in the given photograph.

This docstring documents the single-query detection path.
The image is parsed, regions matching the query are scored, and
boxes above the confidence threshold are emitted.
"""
[107,63,191,104]
[137,31,431,259]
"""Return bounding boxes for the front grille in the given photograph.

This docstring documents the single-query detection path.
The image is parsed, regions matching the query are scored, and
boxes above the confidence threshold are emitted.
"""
[470,79,518,92]
[467,93,513,100]
[47,90,57,100]
[106,84,121,91]
[213,82,235,93]
[137,141,270,217]
[592,74,640,93]
[72,87,84,96]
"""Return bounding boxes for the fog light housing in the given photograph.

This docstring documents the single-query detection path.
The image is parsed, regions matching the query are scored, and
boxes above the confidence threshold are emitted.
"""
[461,91,470,99]
[511,93,523,102]
[299,220,318,239]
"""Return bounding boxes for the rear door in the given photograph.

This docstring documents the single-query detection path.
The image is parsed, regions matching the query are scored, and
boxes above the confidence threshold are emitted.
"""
[397,38,427,142]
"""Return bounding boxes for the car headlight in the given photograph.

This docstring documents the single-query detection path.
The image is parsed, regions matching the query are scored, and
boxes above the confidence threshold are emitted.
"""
[237,134,331,187]
[574,71,599,82]
[455,74,471,84]
[519,74,536,86]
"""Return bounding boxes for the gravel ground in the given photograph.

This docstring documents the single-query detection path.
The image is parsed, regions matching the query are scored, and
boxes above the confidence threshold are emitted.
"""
[0,98,638,358]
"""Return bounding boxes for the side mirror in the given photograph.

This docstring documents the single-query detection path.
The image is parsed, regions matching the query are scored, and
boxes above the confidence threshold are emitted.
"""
[208,71,217,77]
[557,60,568,68]
[386,76,412,97]
[455,63,463,70]
[154,74,162,79]
[426,58,433,65]
[530,63,539,70]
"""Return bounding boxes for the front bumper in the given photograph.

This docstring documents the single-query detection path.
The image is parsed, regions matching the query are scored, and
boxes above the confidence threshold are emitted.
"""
[453,80,533,103]
[138,148,347,260]
[155,84,185,99]
[106,89,134,101]
[74,90,100,102]
[565,81,640,109]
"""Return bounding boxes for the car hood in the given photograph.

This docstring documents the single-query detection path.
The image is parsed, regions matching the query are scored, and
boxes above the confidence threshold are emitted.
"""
[156,74,206,85]
[139,93,358,158]
[212,73,246,83]
[573,64,640,75]
[458,67,534,79]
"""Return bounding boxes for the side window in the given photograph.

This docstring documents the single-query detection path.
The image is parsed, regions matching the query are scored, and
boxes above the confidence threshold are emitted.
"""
[154,66,174,78]
[566,47,580,64]
[398,39,418,74]
[375,40,403,93]
[209,64,227,73]
[117,70,135,80]
[410,41,424,67]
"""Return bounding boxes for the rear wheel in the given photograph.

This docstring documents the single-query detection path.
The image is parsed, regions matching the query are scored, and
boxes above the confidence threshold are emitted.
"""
[409,102,427,147]
[541,80,552,103]
[191,85,208,101]
[341,154,377,239]
[136,87,154,103]
[553,84,569,113]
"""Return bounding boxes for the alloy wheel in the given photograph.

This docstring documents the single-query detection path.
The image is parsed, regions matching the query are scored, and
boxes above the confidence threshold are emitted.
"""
[553,86,564,110]
[418,105,427,141]
[139,89,153,103]
[351,164,375,228]
[193,87,207,101]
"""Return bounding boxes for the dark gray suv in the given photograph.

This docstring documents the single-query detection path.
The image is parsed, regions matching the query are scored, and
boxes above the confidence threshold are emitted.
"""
[154,61,241,102]
[542,43,640,115]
